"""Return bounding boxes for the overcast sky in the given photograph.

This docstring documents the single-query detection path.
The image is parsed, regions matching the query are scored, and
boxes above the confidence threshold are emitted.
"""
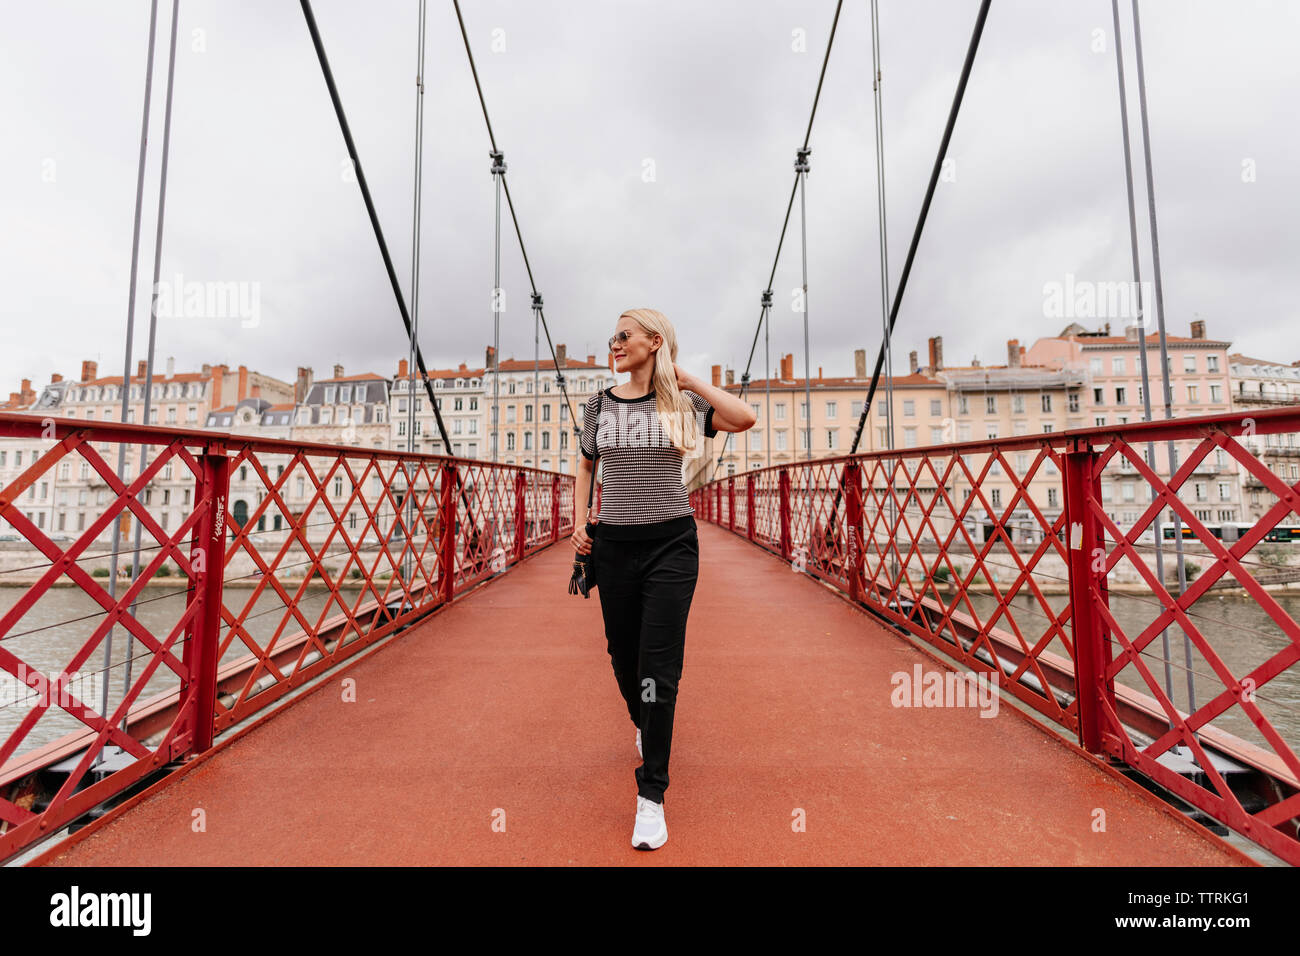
[2,0,1297,400]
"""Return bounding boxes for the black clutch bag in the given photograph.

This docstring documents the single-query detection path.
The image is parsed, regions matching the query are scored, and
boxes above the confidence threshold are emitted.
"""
[569,392,603,598]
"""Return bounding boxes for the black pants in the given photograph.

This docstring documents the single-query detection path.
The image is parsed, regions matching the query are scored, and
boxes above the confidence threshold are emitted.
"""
[593,520,699,804]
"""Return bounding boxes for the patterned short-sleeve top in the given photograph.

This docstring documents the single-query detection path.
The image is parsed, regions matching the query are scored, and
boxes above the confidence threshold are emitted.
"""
[580,386,718,540]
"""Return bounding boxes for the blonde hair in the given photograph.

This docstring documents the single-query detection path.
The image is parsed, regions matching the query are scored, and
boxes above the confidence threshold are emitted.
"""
[618,308,700,455]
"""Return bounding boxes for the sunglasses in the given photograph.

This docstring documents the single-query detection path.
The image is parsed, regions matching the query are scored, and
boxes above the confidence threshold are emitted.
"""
[608,329,645,351]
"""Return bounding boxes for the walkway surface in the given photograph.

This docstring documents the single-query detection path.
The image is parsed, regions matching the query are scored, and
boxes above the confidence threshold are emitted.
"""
[38,522,1246,865]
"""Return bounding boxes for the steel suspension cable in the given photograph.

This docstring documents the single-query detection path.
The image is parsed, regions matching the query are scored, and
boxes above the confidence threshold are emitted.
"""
[299,0,483,558]
[699,0,845,487]
[404,0,428,589]
[101,0,160,763]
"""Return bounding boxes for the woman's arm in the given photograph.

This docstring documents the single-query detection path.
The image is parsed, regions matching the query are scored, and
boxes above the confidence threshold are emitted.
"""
[571,444,597,554]
[676,365,757,433]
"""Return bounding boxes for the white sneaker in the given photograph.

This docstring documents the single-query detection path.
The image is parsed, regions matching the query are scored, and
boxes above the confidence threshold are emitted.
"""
[635,728,642,759]
[632,795,667,850]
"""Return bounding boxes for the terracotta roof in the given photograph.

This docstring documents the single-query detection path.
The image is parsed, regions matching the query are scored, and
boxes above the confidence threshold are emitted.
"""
[398,367,488,381]
[728,372,943,390]
[494,358,606,372]
[314,373,386,383]
[1229,352,1295,367]
[81,372,208,386]
[265,403,295,411]
[1075,333,1228,347]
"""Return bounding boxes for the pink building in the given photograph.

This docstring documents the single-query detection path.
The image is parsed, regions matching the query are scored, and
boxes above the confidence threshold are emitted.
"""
[1026,320,1239,526]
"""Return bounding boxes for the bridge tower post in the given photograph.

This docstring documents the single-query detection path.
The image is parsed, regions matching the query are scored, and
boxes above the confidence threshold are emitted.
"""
[1064,442,1115,754]
[550,473,560,543]
[844,462,863,603]
[727,476,736,532]
[778,469,791,561]
[180,444,229,757]
[513,469,527,562]
[746,476,756,543]
[439,462,457,605]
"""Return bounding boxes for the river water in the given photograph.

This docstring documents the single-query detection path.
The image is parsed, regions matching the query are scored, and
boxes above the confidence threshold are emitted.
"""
[1,584,365,759]
[2,584,1296,768]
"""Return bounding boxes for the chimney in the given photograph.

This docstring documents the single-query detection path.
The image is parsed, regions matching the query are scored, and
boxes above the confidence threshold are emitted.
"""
[555,344,566,368]
[1019,345,1026,364]
[137,359,147,379]
[928,336,944,371]
[332,363,344,380]
[1190,319,1206,340]
[201,363,211,377]
[816,366,823,380]
[238,365,249,401]
[1007,339,1020,368]
[854,349,866,378]
[712,364,722,387]
[1125,323,1140,342]
[780,353,794,380]
[458,362,468,373]
[398,358,409,378]
[726,368,735,386]
[294,366,313,404]
[165,356,175,377]
[1103,321,1111,335]
[607,351,615,370]
[21,378,32,398]
[586,353,595,365]
[80,360,98,382]
[909,350,919,374]
[212,364,228,409]
[51,373,63,384]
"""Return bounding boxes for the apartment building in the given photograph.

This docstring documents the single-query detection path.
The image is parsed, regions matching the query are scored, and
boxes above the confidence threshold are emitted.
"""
[389,359,485,459]
[0,359,293,542]
[1027,319,1238,527]
[482,344,614,473]
[1229,353,1300,522]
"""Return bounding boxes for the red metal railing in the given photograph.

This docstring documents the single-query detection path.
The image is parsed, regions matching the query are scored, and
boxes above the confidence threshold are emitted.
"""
[694,406,1300,865]
[0,413,573,860]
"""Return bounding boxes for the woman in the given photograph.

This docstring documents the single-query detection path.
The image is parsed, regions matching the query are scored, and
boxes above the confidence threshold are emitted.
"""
[571,308,756,850]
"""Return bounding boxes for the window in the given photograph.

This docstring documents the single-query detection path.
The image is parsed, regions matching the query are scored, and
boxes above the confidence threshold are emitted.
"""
[1067,392,1079,412]
[958,424,971,442]
[930,399,942,416]
[1090,358,1103,375]
[749,431,762,451]
[1012,394,1024,414]
[1047,488,1059,508]
[903,400,915,417]
[1093,387,1104,405]
[1041,394,1052,412]
[1218,481,1231,501]
[1194,481,1207,502]
[958,395,969,415]
[333,477,343,497]
[339,385,352,403]
[1209,384,1222,402]
[1187,385,1199,402]
[775,403,787,421]
[990,489,1002,507]
[930,426,944,444]
[776,431,787,450]
[1122,483,1135,502]
[1042,423,1054,433]
[826,430,836,449]
[824,401,837,419]
[852,400,863,418]
[1094,416,1106,427]
[1114,387,1126,404]
[1206,355,1219,373]
[1183,355,1196,373]
[800,402,808,421]
[323,386,336,403]
[985,395,996,414]
[1112,357,1125,375]
[903,427,917,447]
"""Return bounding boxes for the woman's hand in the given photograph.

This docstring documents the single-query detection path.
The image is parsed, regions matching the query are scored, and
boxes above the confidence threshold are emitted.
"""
[672,361,698,392]
[570,520,597,555]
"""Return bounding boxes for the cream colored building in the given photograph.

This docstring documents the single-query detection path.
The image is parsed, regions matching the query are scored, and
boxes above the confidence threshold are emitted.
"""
[1229,353,1300,522]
